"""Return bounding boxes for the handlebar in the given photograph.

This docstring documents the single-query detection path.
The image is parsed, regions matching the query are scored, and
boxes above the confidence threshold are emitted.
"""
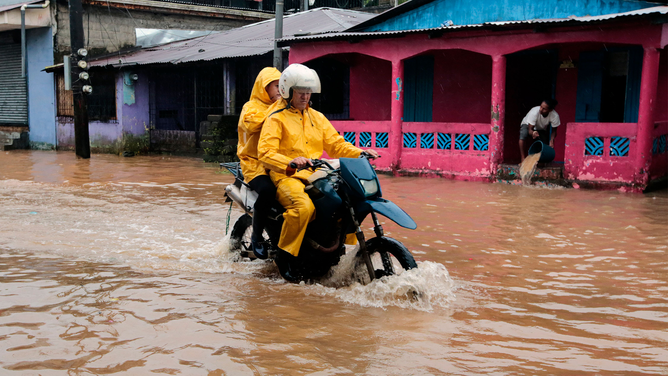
[288,152,378,173]
[360,151,380,160]
[289,159,335,172]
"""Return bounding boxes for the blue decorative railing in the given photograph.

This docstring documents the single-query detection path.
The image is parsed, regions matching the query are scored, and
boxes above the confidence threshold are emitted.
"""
[403,132,417,148]
[585,137,604,156]
[473,134,489,151]
[359,132,372,147]
[344,131,356,145]
[610,137,630,157]
[375,132,388,148]
[454,133,470,150]
[437,133,451,150]
[420,133,434,149]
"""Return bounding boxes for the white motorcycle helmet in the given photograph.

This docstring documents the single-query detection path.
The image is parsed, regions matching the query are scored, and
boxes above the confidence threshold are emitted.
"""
[279,63,321,99]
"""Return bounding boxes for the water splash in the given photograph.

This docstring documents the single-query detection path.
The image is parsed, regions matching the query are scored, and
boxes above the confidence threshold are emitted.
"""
[309,249,457,311]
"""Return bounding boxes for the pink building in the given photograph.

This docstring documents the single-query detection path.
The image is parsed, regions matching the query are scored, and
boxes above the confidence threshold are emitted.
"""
[282,3,668,192]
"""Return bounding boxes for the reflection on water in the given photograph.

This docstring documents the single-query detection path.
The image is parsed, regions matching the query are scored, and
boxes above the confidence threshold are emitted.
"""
[1,150,667,374]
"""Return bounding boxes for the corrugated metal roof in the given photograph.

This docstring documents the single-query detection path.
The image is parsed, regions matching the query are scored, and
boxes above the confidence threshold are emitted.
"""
[279,5,668,43]
[0,0,42,13]
[91,7,375,68]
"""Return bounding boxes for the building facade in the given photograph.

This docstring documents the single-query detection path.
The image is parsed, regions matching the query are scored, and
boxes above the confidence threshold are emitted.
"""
[282,0,668,191]
[0,0,270,150]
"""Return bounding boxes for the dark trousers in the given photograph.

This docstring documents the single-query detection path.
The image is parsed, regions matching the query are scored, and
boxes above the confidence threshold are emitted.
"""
[248,175,276,237]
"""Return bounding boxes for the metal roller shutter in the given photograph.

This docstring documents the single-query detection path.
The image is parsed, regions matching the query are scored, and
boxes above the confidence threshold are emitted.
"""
[0,33,28,125]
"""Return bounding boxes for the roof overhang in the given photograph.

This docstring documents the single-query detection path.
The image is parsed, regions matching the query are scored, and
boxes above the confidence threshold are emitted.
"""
[0,1,50,32]
[278,6,668,47]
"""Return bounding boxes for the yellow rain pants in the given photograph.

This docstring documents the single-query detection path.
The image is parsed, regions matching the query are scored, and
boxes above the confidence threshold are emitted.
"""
[258,101,362,256]
[237,67,282,183]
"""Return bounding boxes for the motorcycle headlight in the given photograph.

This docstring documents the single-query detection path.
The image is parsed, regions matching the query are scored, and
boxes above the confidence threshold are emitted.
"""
[359,178,379,197]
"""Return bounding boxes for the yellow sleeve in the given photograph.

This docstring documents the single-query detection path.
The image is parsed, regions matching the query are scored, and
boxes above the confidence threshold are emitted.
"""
[239,103,268,135]
[321,114,362,159]
[258,115,293,173]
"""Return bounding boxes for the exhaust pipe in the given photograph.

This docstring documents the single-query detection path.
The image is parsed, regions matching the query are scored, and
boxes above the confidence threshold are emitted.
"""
[225,185,252,214]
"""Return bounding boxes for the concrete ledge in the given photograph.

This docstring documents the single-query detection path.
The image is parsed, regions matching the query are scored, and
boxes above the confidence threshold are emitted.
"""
[496,163,566,185]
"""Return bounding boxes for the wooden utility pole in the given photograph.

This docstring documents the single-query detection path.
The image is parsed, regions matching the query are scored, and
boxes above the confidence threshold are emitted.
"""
[68,0,90,158]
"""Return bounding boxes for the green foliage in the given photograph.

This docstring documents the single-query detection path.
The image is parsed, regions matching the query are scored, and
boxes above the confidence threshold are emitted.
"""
[202,116,239,163]
[118,125,152,156]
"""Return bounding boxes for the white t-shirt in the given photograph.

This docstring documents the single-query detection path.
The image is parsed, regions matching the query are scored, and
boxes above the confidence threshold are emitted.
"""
[521,106,560,131]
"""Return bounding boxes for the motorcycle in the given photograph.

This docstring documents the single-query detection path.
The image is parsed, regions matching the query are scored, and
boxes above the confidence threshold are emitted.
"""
[221,154,418,283]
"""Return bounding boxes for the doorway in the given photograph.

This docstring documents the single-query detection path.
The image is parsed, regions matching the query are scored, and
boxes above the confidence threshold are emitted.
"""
[504,49,558,163]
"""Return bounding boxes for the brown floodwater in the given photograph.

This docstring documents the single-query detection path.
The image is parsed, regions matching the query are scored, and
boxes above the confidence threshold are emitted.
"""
[1,150,667,375]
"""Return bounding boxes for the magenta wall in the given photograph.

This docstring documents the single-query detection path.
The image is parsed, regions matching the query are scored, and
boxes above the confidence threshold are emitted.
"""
[288,20,665,189]
[552,46,581,163]
[655,48,668,123]
[349,55,392,121]
[564,122,638,184]
[432,50,491,123]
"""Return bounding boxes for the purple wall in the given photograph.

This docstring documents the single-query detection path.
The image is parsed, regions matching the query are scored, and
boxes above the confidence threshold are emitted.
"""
[56,71,150,150]
[119,71,150,135]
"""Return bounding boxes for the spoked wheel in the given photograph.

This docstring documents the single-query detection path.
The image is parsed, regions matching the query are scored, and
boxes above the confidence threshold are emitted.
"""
[355,236,417,284]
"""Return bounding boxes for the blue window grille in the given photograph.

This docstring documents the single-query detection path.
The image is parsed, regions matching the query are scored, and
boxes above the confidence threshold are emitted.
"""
[653,134,667,155]
[454,134,470,150]
[359,132,372,147]
[437,133,451,150]
[610,137,630,157]
[473,134,489,151]
[403,132,417,148]
[375,132,388,148]
[420,133,434,149]
[344,132,356,145]
[585,137,604,156]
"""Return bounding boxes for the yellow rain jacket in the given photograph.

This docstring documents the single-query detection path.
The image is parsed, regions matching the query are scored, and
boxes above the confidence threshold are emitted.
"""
[237,67,282,183]
[258,99,362,256]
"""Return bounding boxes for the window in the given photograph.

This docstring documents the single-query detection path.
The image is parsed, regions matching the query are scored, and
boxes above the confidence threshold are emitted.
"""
[57,70,117,121]
[56,72,74,117]
[87,70,117,121]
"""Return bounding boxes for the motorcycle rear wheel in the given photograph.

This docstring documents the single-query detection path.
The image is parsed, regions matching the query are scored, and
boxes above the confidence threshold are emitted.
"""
[360,236,417,282]
[229,214,253,256]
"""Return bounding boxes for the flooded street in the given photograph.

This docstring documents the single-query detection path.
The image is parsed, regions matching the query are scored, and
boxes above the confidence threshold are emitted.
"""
[1,150,667,375]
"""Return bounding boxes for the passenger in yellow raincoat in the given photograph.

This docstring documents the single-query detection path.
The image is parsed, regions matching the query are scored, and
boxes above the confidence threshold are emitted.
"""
[258,64,379,263]
[237,67,282,259]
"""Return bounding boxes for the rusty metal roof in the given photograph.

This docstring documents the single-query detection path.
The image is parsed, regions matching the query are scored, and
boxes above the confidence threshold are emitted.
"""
[279,5,668,44]
[91,7,375,68]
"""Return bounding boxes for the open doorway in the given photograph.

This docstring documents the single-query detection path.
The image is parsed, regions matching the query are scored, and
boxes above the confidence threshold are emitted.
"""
[504,49,558,163]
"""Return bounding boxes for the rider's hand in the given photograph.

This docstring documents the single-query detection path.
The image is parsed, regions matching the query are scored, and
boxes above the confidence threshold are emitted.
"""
[286,157,312,176]
[364,149,380,159]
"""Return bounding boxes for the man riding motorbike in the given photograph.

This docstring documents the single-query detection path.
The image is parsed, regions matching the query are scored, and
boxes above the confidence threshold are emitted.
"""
[237,67,282,259]
[257,64,379,277]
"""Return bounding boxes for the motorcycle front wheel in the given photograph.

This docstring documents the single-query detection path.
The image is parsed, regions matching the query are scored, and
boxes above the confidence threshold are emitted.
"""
[358,236,417,282]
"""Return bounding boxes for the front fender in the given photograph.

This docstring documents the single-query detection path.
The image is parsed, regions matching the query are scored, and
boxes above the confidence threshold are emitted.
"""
[366,198,417,230]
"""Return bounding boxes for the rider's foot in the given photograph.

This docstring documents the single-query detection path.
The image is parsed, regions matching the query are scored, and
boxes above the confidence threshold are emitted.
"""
[275,250,301,282]
[251,233,268,260]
